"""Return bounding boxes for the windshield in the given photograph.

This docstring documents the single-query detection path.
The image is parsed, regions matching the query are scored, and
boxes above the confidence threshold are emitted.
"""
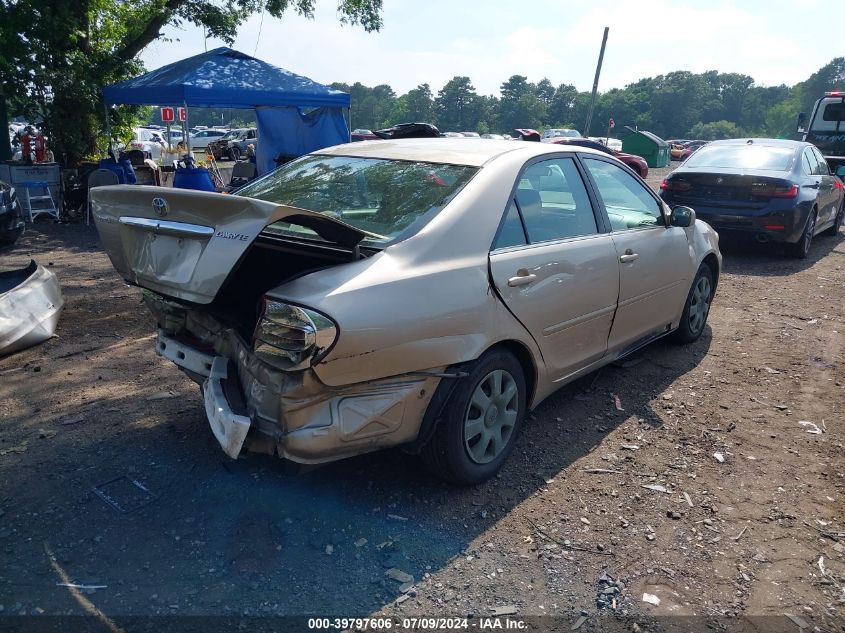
[236,155,478,247]
[554,130,580,138]
[221,130,241,140]
[684,145,795,171]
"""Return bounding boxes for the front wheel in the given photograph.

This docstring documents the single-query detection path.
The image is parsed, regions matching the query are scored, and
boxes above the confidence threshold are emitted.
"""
[823,201,843,236]
[672,264,714,344]
[788,210,816,258]
[228,146,241,161]
[421,350,526,485]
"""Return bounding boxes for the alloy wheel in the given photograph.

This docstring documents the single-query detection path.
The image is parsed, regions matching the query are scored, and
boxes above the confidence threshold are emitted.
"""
[688,276,711,335]
[463,369,519,464]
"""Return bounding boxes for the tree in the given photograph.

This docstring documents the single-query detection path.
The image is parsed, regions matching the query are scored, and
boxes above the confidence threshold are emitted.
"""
[498,75,545,131]
[0,0,383,165]
[686,120,745,140]
[404,83,434,123]
[435,76,480,132]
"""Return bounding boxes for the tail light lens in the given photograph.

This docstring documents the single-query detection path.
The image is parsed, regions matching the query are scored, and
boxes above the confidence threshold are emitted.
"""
[751,183,799,199]
[660,179,691,192]
[253,299,338,371]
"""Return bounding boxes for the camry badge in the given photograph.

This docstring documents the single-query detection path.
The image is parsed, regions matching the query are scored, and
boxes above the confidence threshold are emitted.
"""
[715,177,723,184]
[152,197,169,217]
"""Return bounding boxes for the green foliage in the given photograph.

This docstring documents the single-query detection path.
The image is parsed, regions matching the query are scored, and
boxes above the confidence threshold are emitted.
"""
[0,0,383,165]
[687,120,745,140]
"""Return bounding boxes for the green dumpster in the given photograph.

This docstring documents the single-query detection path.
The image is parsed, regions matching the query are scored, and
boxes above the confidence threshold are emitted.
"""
[621,130,670,168]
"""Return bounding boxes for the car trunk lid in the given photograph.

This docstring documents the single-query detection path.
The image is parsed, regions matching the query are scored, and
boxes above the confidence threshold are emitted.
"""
[90,185,368,304]
[664,169,795,211]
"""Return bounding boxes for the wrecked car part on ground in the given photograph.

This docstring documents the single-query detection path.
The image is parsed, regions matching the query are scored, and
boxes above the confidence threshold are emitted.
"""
[92,139,721,484]
[0,260,64,356]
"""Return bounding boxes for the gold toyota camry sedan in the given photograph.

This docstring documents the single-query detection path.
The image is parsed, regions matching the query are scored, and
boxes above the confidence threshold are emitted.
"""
[91,139,721,484]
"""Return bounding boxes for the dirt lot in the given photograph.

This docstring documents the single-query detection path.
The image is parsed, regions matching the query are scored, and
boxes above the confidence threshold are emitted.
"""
[0,165,843,631]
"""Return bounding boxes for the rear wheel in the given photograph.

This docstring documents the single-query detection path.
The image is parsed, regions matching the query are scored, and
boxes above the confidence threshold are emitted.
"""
[421,350,526,485]
[823,201,844,236]
[672,264,713,344]
[788,210,816,258]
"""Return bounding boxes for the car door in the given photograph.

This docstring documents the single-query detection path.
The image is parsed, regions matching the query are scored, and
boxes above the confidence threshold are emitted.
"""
[488,156,620,381]
[811,146,838,224]
[580,156,692,353]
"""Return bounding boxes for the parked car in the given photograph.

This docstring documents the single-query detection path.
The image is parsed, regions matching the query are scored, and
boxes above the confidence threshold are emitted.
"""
[91,139,720,484]
[128,128,166,160]
[679,140,709,161]
[660,138,844,258]
[442,132,465,138]
[481,134,505,140]
[541,128,582,142]
[374,123,441,139]
[190,129,227,148]
[207,128,258,160]
[589,136,623,151]
[0,180,24,246]
[460,132,481,139]
[553,137,649,178]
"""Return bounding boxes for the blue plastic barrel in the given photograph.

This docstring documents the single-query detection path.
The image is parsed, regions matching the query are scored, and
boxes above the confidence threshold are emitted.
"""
[118,158,137,184]
[173,166,215,192]
[98,159,126,184]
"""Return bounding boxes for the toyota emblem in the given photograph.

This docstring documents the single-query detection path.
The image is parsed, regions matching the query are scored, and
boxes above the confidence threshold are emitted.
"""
[152,197,169,217]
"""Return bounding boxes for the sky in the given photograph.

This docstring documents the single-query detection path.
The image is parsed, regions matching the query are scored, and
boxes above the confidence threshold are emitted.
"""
[140,0,837,97]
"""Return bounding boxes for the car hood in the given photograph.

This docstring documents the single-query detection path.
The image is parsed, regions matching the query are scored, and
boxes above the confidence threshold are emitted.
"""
[90,185,369,304]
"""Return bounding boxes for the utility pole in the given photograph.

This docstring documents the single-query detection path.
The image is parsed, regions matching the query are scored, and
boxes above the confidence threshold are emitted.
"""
[583,27,609,137]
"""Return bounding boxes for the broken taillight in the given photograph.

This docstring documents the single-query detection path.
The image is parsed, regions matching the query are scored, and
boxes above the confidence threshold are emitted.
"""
[253,298,338,371]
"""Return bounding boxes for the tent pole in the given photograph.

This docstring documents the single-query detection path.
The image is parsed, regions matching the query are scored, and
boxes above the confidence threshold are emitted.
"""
[347,106,352,141]
[183,102,191,154]
[103,100,113,156]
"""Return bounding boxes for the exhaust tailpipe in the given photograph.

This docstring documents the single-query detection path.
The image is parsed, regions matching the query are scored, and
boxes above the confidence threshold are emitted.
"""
[755,234,770,243]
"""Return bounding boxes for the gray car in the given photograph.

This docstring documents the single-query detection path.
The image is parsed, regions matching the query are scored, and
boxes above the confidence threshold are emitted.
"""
[91,139,721,484]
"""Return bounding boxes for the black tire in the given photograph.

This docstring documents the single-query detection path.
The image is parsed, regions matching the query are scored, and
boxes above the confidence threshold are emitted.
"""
[788,209,816,259]
[823,200,844,236]
[672,263,714,344]
[421,349,526,485]
[228,146,241,161]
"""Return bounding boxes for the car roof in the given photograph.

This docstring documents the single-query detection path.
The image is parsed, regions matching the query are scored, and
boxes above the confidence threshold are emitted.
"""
[314,138,608,167]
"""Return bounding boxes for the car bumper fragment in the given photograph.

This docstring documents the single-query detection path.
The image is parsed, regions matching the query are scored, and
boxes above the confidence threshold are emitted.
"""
[203,356,252,459]
[156,330,214,378]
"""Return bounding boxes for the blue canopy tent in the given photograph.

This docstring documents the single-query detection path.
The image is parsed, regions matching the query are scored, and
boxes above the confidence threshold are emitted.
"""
[103,47,350,174]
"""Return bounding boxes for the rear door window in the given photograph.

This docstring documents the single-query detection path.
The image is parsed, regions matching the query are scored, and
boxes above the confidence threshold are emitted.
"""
[513,157,598,243]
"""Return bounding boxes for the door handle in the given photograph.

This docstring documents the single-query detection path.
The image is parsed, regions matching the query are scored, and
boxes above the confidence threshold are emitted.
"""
[619,249,639,263]
[806,182,820,189]
[507,270,537,287]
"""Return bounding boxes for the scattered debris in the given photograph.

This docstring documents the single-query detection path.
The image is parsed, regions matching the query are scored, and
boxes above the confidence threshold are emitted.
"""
[683,492,694,507]
[798,421,822,435]
[713,452,725,463]
[580,517,591,525]
[621,444,640,451]
[732,526,748,541]
[354,538,368,548]
[92,476,157,513]
[324,544,333,555]
[641,484,669,493]
[0,441,28,455]
[583,468,623,474]
[667,511,682,520]
[38,429,57,439]
[571,615,587,630]
[59,415,84,426]
[146,391,180,401]
[56,582,107,591]
[612,394,624,411]
[385,568,414,584]
[387,513,409,522]
[642,593,661,606]
[491,606,518,616]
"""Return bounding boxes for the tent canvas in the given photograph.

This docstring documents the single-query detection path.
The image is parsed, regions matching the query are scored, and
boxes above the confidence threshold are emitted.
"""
[103,48,350,174]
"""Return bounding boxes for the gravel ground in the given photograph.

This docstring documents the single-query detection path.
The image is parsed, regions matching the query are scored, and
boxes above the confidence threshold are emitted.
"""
[0,165,843,631]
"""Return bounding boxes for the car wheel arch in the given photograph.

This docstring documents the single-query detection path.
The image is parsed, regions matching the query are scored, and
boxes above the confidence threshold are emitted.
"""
[404,338,539,455]
[701,252,720,297]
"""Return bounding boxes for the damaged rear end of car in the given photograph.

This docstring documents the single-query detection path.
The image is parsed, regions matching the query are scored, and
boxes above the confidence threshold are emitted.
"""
[89,154,481,465]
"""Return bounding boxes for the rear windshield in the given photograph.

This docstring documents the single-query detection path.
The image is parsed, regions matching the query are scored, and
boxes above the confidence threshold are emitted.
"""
[684,145,795,171]
[236,155,478,246]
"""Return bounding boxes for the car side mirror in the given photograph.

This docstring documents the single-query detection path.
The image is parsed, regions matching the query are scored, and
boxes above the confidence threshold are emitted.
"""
[670,206,695,228]
[797,112,807,134]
